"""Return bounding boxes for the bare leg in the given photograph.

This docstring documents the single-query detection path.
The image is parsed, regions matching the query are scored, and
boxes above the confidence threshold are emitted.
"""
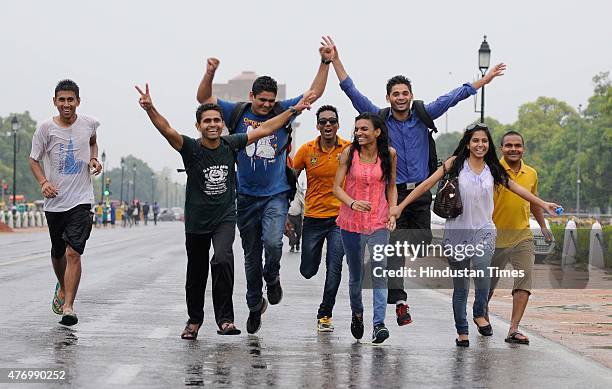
[52,255,67,300]
[62,246,82,312]
[509,289,530,340]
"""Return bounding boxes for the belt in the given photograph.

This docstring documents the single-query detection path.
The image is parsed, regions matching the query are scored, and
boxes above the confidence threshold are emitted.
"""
[397,181,423,190]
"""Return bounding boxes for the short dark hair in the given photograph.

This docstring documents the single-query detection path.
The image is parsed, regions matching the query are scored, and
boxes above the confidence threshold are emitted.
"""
[386,75,412,95]
[252,76,278,96]
[55,79,79,98]
[501,130,524,146]
[196,103,224,123]
[316,105,339,121]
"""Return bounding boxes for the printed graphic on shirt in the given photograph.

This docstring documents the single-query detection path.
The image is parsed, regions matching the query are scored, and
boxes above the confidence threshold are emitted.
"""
[57,138,86,175]
[310,155,318,166]
[202,165,229,195]
[242,118,278,168]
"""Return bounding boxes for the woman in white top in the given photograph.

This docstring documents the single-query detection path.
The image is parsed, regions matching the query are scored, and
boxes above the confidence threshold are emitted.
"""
[390,123,560,347]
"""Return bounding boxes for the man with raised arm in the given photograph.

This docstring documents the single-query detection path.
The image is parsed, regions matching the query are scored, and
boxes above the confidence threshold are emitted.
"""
[137,82,314,339]
[29,79,103,327]
[324,35,506,326]
[195,46,333,334]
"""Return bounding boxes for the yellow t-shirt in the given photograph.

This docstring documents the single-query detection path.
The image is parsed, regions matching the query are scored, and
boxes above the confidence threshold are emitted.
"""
[293,136,350,218]
[493,158,538,248]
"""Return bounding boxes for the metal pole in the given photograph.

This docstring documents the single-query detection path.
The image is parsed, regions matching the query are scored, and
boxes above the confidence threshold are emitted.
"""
[100,170,105,201]
[151,175,155,203]
[12,130,17,206]
[576,104,582,215]
[165,178,168,208]
[120,164,124,203]
[480,72,486,123]
[132,165,136,201]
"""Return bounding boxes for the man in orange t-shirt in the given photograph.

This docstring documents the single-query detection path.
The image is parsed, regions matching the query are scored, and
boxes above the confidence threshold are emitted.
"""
[293,105,350,332]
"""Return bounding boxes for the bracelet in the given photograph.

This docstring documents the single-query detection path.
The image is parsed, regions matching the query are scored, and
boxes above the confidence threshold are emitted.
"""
[321,59,332,65]
[40,179,48,187]
[350,200,356,210]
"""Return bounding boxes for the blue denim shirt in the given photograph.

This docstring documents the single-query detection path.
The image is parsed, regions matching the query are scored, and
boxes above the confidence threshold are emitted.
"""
[339,77,478,183]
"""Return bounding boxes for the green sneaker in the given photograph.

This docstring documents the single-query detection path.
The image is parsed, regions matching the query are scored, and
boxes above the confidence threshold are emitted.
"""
[317,316,334,332]
[52,282,64,315]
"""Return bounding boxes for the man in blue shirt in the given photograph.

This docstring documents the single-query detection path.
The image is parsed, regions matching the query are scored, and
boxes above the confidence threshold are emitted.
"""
[195,48,333,334]
[323,36,506,327]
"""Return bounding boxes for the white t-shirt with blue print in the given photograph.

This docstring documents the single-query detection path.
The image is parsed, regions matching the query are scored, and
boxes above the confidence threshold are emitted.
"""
[30,114,99,212]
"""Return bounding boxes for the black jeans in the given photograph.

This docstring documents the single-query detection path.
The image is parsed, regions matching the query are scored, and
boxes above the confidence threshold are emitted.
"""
[387,186,433,304]
[185,222,236,327]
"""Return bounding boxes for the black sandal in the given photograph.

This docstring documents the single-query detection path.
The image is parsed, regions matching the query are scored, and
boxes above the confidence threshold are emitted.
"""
[181,323,200,340]
[473,318,493,336]
[217,322,241,335]
[505,331,529,345]
[455,338,469,347]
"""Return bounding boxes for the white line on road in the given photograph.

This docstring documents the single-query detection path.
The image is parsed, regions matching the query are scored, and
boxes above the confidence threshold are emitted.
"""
[107,364,142,385]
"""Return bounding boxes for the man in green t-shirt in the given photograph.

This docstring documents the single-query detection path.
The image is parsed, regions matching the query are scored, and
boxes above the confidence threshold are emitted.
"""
[136,83,314,339]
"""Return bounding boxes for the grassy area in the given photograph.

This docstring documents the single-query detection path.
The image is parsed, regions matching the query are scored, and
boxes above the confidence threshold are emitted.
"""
[550,223,611,268]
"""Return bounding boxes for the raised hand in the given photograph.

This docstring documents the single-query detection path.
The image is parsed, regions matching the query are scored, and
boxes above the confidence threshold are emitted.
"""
[484,63,506,84]
[135,83,153,111]
[206,57,220,74]
[295,90,317,112]
[319,36,335,62]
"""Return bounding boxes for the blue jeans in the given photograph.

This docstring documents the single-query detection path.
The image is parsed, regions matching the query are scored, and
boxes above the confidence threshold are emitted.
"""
[237,192,289,310]
[340,228,389,327]
[448,249,493,335]
[300,217,345,318]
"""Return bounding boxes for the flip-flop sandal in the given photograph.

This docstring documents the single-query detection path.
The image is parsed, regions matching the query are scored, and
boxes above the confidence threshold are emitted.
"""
[505,331,529,345]
[217,323,241,335]
[59,311,78,326]
[52,282,64,315]
[181,323,200,340]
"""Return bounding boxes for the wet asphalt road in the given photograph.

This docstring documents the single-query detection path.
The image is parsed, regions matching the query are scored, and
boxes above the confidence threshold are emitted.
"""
[0,223,610,388]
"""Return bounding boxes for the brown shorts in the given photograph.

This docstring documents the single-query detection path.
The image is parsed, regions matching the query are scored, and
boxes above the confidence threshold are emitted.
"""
[490,239,534,293]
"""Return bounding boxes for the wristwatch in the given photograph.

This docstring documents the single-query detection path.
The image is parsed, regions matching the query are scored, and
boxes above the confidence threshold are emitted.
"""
[321,59,332,65]
[288,106,301,116]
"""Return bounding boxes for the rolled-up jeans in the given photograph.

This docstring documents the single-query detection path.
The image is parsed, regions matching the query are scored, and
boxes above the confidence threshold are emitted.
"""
[448,249,494,335]
[340,228,389,327]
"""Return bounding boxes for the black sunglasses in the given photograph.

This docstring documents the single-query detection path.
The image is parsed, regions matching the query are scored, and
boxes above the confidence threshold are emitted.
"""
[466,122,489,131]
[317,118,339,126]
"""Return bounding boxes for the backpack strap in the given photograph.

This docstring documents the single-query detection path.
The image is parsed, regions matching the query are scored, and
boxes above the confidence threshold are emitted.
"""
[272,102,294,156]
[227,102,251,134]
[412,100,437,133]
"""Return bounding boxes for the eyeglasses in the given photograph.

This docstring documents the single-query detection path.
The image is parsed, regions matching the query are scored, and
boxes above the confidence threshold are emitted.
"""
[466,122,488,131]
[317,118,339,126]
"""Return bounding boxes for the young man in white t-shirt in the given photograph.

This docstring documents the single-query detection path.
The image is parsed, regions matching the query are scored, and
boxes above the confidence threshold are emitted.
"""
[29,79,103,326]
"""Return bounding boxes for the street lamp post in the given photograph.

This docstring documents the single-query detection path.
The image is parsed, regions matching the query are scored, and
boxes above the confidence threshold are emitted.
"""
[165,177,168,208]
[132,163,137,202]
[151,173,155,203]
[120,158,125,204]
[477,36,491,123]
[576,104,582,215]
[11,116,20,207]
[100,151,106,201]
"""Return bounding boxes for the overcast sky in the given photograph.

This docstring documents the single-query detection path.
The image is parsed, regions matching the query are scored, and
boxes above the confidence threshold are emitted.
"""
[2,0,610,182]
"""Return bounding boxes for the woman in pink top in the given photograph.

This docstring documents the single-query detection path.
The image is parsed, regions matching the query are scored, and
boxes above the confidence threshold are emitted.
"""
[333,113,397,344]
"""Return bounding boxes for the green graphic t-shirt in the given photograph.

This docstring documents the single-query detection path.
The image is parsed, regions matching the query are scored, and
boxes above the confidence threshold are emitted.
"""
[179,134,248,234]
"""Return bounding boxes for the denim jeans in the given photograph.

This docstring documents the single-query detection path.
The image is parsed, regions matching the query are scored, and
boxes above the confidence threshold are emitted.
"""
[448,249,494,335]
[237,191,289,310]
[340,228,389,326]
[300,217,345,318]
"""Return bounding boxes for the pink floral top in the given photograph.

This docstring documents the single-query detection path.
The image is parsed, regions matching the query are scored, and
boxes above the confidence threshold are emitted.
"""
[336,149,389,234]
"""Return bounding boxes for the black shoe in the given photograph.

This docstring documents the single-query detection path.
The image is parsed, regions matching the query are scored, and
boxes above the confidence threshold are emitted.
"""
[473,318,493,336]
[350,313,364,340]
[455,338,470,347]
[246,298,268,334]
[372,324,389,344]
[267,280,283,305]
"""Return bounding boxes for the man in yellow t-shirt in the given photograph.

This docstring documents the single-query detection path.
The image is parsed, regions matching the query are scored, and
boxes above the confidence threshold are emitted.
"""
[293,105,350,333]
[489,131,553,345]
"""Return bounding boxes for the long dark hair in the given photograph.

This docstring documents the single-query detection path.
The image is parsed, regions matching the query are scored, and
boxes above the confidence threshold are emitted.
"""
[449,123,509,188]
[346,112,392,183]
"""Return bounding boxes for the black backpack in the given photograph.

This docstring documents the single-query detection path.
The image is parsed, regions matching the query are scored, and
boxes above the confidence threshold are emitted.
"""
[227,102,297,202]
[378,100,440,176]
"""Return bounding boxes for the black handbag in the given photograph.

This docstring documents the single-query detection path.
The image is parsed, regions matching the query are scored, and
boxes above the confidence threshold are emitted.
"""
[433,164,463,219]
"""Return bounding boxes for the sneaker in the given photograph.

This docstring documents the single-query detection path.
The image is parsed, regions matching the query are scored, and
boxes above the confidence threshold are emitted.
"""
[317,316,334,332]
[372,324,390,344]
[267,280,283,305]
[396,303,412,326]
[246,298,268,334]
[350,313,364,340]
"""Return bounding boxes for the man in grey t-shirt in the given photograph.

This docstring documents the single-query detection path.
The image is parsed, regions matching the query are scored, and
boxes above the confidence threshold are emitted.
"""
[29,79,103,326]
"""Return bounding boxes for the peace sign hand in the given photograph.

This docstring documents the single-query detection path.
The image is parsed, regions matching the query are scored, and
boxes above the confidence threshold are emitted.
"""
[135,83,153,111]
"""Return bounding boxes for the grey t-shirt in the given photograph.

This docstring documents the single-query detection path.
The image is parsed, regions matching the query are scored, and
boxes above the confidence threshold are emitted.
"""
[30,114,99,212]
